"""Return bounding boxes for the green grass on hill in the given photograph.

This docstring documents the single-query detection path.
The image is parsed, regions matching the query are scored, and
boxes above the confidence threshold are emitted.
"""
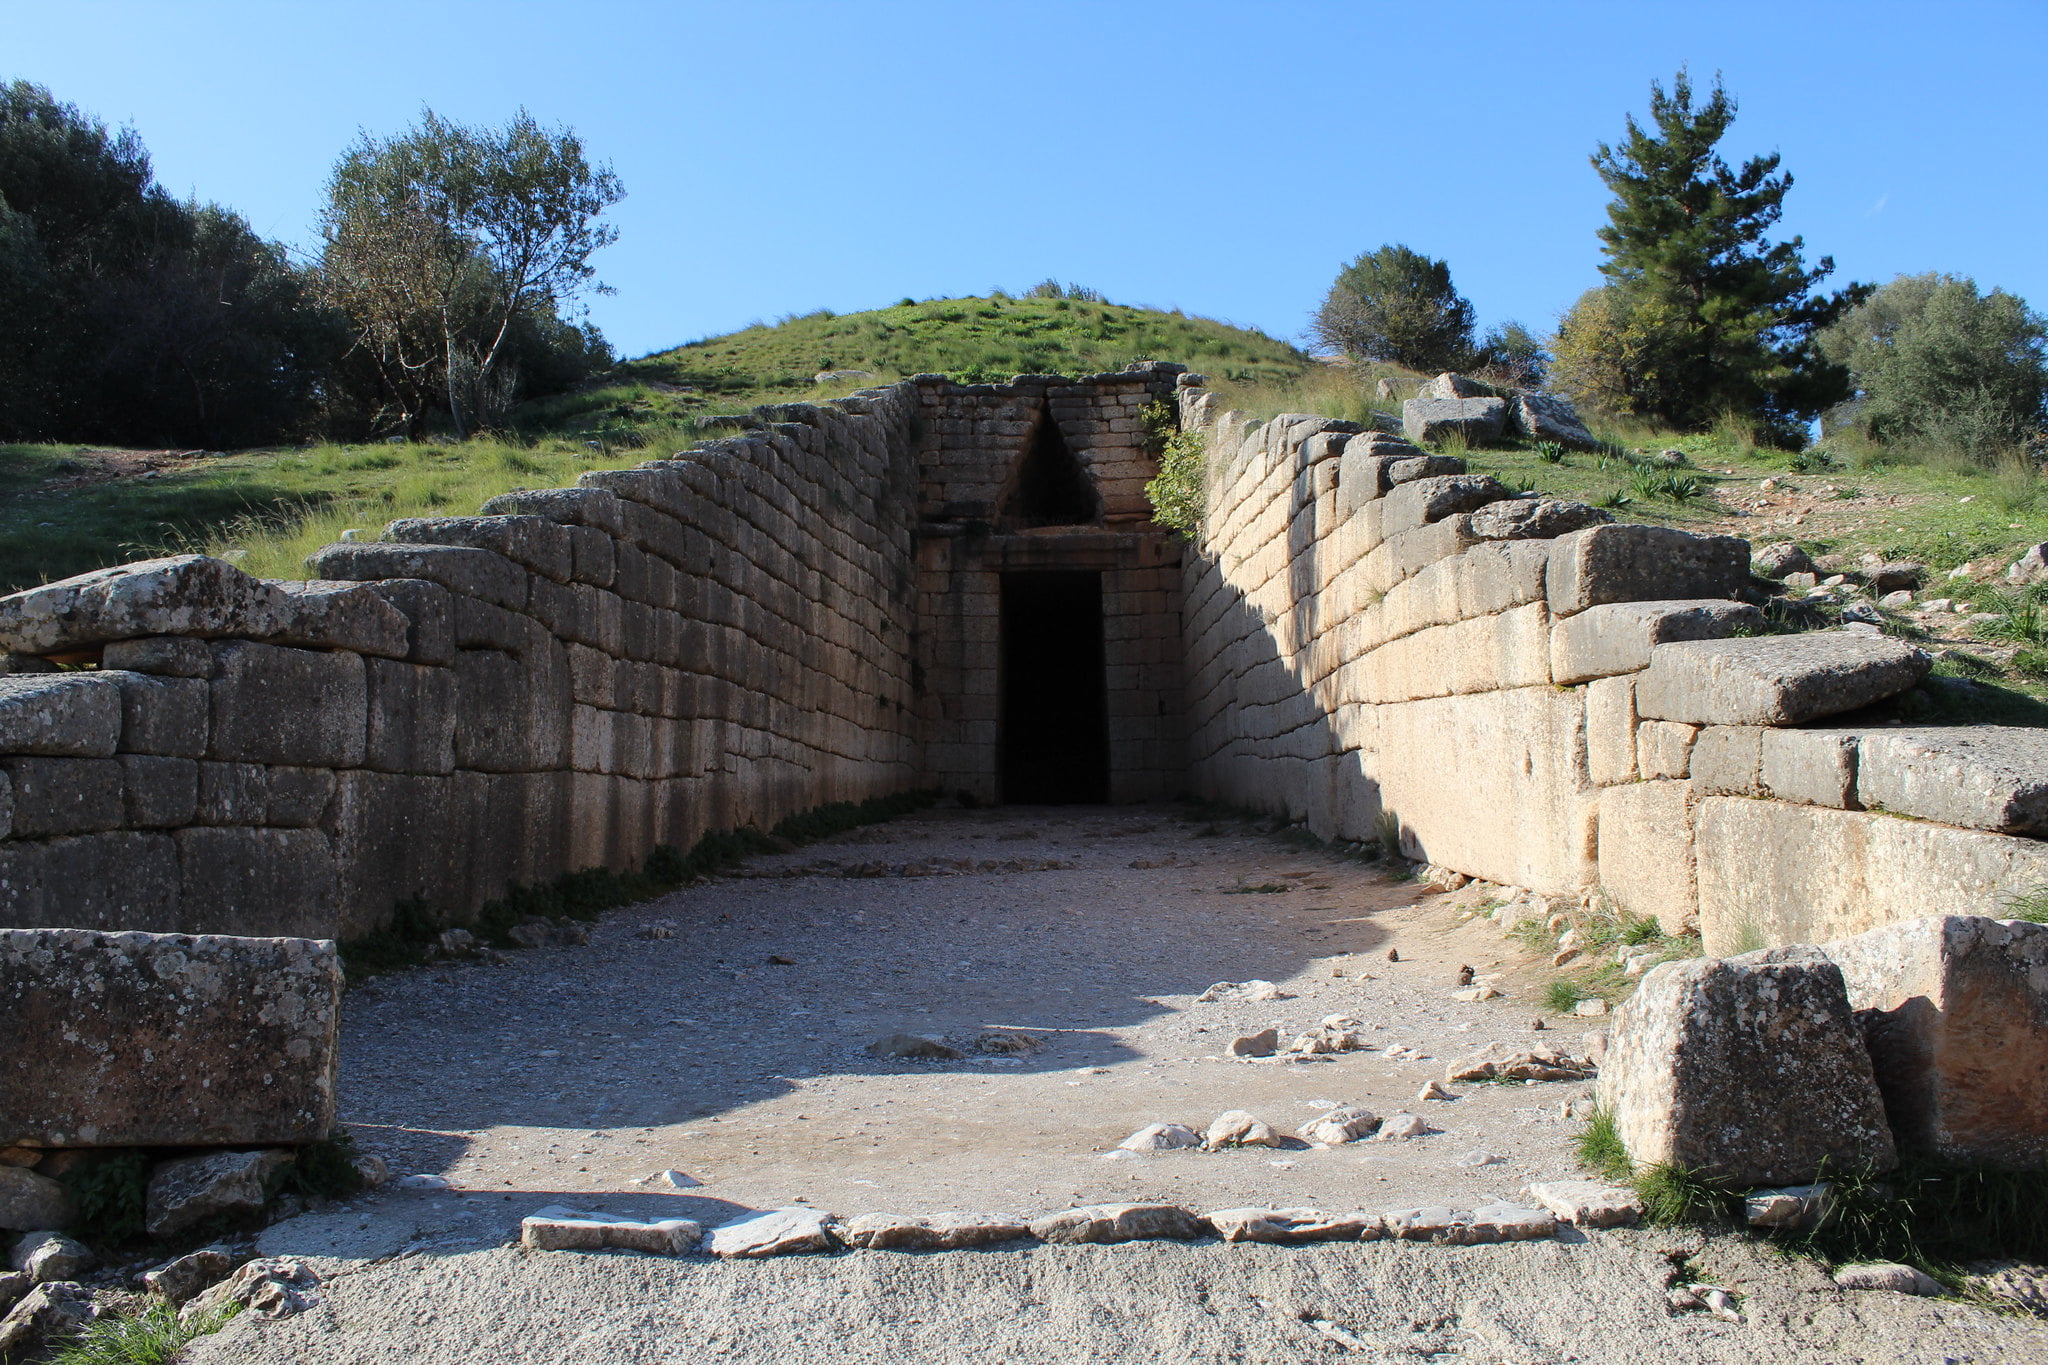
[0,294,1309,594]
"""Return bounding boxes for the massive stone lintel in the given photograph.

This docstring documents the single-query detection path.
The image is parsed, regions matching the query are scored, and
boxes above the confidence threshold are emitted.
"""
[1635,633,1929,726]
[0,929,341,1148]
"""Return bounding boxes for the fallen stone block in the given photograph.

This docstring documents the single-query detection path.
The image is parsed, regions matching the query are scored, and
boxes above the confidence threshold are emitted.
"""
[1118,1123,1201,1152]
[0,1271,24,1317]
[0,673,122,758]
[146,1149,295,1239]
[1744,1183,1831,1232]
[1635,634,1929,726]
[1508,391,1598,448]
[1600,951,1895,1185]
[1226,1027,1278,1058]
[839,1212,1028,1250]
[1753,543,1818,579]
[1464,1202,1557,1242]
[1403,397,1507,446]
[520,1205,701,1254]
[1834,1262,1944,1295]
[1027,1203,1204,1245]
[1855,727,2048,835]
[1546,524,1751,618]
[0,1170,73,1234]
[1820,915,2048,1168]
[0,556,290,656]
[0,1280,97,1356]
[865,1033,964,1060]
[1444,1044,1595,1083]
[1527,1180,1641,1228]
[0,930,342,1149]
[1423,372,1492,400]
[1550,600,1764,685]
[1202,1110,1282,1151]
[7,1232,89,1283]
[143,1247,237,1305]
[1370,1113,1434,1141]
[1298,1105,1381,1145]
[707,1207,835,1258]
[180,1257,319,1324]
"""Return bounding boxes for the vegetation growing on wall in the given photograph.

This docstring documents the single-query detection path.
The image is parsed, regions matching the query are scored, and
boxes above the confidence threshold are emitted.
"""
[1140,398,1206,537]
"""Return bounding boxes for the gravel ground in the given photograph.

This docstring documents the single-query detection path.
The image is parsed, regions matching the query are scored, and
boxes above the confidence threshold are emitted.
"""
[179,803,2048,1363]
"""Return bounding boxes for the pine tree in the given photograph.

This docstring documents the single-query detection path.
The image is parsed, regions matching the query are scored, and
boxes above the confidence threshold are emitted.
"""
[1589,69,1841,432]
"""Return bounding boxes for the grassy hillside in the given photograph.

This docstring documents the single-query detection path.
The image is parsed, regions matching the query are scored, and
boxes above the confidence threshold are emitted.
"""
[0,295,1309,591]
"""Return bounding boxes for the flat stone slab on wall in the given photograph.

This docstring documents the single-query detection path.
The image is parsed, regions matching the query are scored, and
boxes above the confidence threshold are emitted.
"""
[1822,915,2048,1169]
[0,929,342,1148]
[1635,633,1928,726]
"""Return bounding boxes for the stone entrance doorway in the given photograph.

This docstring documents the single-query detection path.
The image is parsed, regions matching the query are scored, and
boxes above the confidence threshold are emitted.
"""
[999,570,1109,803]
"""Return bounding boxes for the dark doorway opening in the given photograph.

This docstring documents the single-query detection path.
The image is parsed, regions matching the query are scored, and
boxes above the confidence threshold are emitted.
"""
[1000,571,1109,804]
[1001,412,1097,528]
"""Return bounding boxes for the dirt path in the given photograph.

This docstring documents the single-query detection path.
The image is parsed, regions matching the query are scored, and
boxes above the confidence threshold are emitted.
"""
[321,805,1591,1230]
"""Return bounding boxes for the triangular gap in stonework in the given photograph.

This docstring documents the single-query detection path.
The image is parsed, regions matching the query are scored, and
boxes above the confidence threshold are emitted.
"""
[999,406,1098,529]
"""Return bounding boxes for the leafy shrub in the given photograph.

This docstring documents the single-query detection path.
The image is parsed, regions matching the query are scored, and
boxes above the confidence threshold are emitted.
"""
[284,1130,364,1201]
[1143,401,1207,537]
[64,1151,150,1243]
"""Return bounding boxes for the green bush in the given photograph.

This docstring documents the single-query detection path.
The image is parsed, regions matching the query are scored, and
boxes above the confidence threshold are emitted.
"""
[1143,403,1207,538]
[63,1152,150,1243]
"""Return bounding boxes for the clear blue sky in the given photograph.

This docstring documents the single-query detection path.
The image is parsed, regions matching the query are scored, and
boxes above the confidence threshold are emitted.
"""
[10,0,2045,360]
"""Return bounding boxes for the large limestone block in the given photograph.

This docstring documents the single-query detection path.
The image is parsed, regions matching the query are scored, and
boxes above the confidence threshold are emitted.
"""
[1402,397,1506,446]
[1585,676,1638,785]
[1602,952,1895,1185]
[1759,727,1860,808]
[1545,525,1750,617]
[1508,391,1598,448]
[1856,727,2048,834]
[0,556,289,656]
[1380,475,1508,538]
[1694,797,2048,954]
[1422,372,1491,400]
[0,929,341,1147]
[265,581,410,659]
[1468,497,1610,542]
[478,485,627,536]
[383,516,574,584]
[207,642,367,768]
[1597,781,1698,933]
[0,832,180,932]
[0,674,122,758]
[1635,634,1929,726]
[175,827,340,938]
[306,542,528,612]
[110,673,208,757]
[1550,600,1764,686]
[1820,916,2048,1168]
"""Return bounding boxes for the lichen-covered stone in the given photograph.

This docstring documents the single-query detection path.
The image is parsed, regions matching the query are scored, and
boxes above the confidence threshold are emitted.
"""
[145,1149,295,1238]
[0,556,289,656]
[1601,951,1895,1185]
[0,930,341,1148]
[1402,397,1507,446]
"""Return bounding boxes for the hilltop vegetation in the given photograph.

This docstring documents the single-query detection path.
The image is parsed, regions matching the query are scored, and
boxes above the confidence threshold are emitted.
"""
[0,294,1310,590]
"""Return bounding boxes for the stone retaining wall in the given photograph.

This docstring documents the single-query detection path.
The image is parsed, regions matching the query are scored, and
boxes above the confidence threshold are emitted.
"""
[1176,376,2048,946]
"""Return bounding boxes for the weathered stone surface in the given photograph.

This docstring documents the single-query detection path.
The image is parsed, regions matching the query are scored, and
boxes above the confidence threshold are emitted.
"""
[0,1280,96,1355]
[174,828,339,938]
[1638,720,1699,779]
[1545,525,1751,618]
[1225,1027,1278,1058]
[1442,1044,1596,1084]
[1,757,122,837]
[0,832,181,933]
[266,581,410,658]
[1204,1207,1382,1244]
[1202,1110,1282,1150]
[1696,797,2048,953]
[520,1204,700,1254]
[306,542,528,612]
[1855,727,2048,834]
[1744,1183,1831,1231]
[1468,497,1611,542]
[1834,1262,1944,1294]
[0,930,341,1148]
[478,486,627,536]
[1635,634,1929,726]
[1753,543,1818,579]
[1527,1180,1641,1228]
[1760,727,1861,808]
[1597,780,1698,935]
[840,1212,1028,1250]
[1381,475,1508,538]
[1819,915,2048,1168]
[1028,1203,1203,1245]
[207,642,367,767]
[0,1270,24,1317]
[0,673,122,757]
[8,1232,89,1283]
[707,1207,834,1258]
[110,672,208,757]
[180,1256,319,1323]
[100,636,211,677]
[1422,373,1492,400]
[0,556,289,655]
[1402,397,1506,446]
[1601,952,1894,1185]
[1298,1105,1381,1145]
[1508,391,1598,448]
[384,516,574,584]
[1118,1123,1201,1152]
[143,1247,236,1305]
[146,1149,294,1238]
[1550,600,1764,685]
[0,1169,73,1234]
